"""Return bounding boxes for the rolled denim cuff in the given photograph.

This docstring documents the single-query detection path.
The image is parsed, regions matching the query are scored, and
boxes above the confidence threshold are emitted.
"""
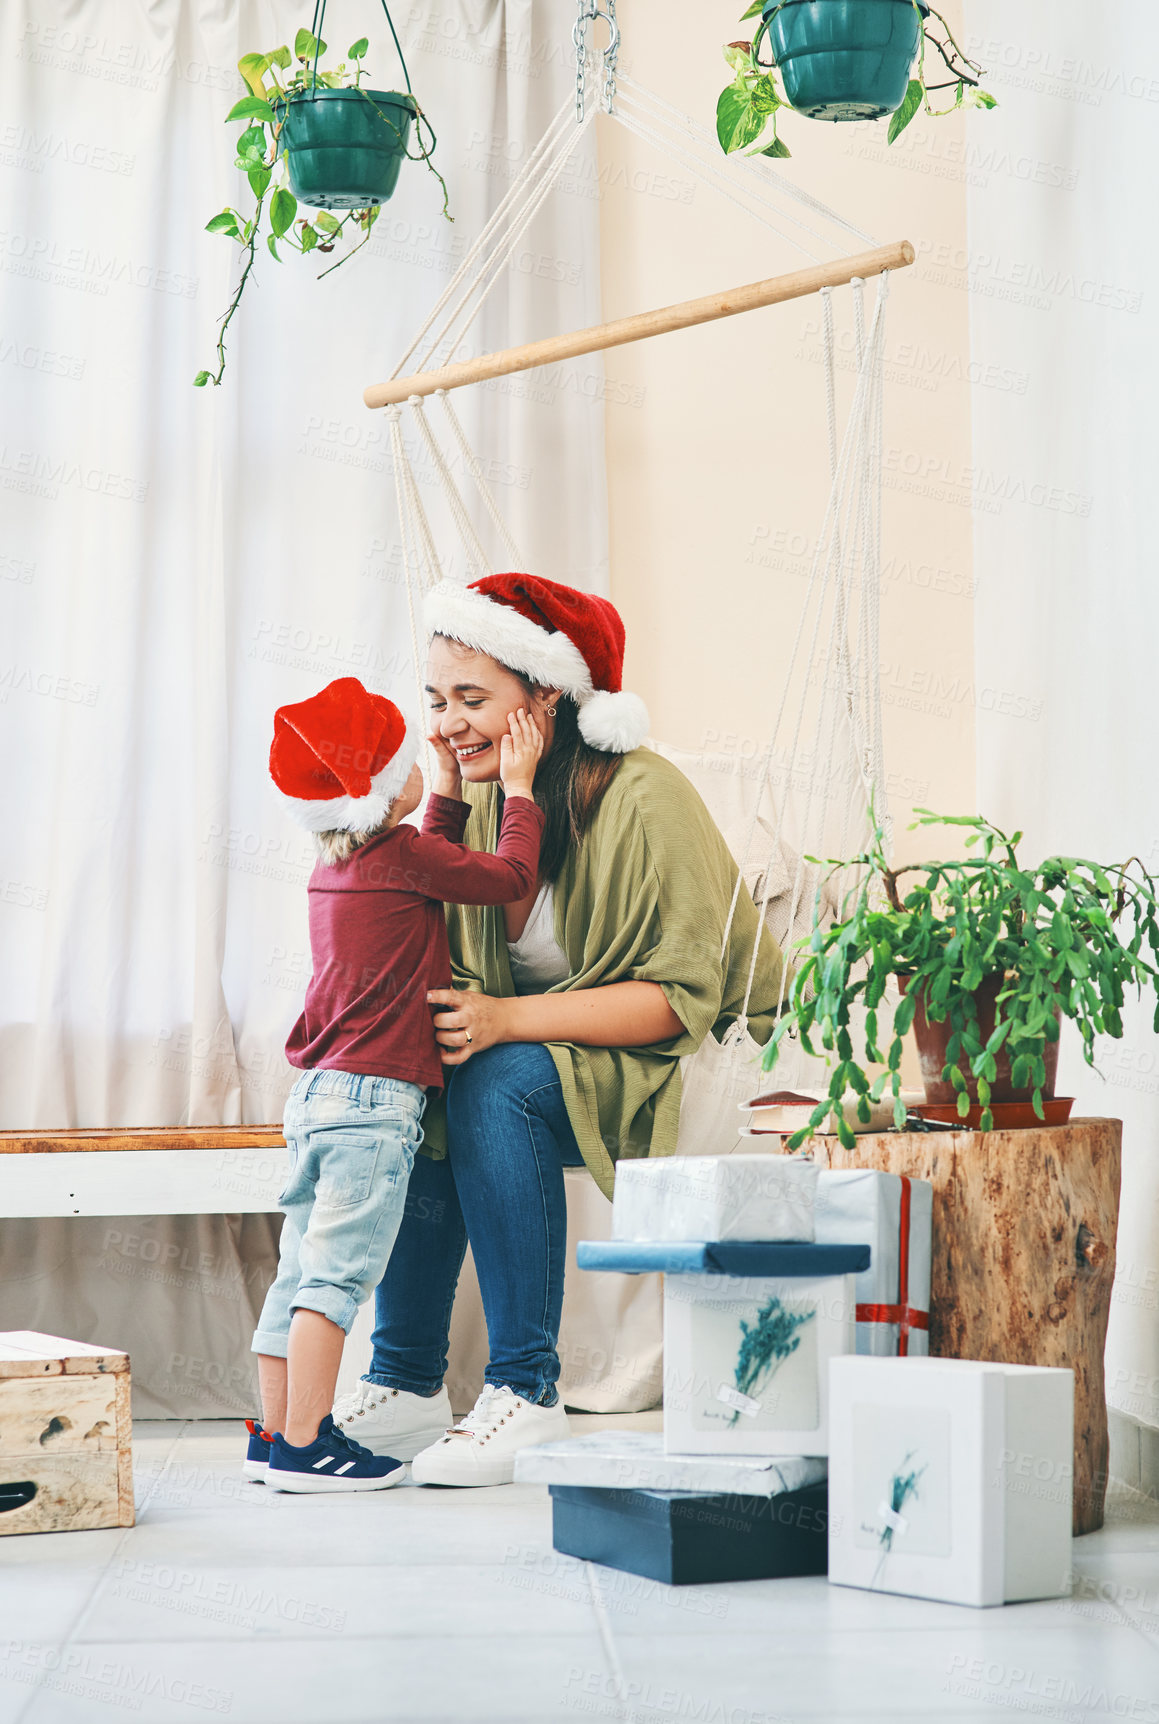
[250,1328,290,1358]
[289,1286,360,1335]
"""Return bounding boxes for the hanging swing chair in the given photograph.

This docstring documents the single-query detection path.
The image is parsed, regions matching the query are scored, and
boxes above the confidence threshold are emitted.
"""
[364,0,914,1129]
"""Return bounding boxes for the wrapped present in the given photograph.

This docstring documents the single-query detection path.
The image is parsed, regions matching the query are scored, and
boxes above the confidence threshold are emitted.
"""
[579,1242,865,1459]
[611,1154,818,1244]
[828,1356,1073,1607]
[815,1169,932,1356]
[549,1480,830,1586]
[514,1429,827,1496]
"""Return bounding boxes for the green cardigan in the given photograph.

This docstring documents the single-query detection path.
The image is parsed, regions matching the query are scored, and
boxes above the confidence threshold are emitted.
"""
[421,746,785,1198]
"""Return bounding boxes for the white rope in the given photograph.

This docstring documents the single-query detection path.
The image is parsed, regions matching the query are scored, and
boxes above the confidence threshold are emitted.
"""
[617,74,877,251]
[388,408,438,784]
[720,278,890,1042]
[612,100,825,264]
[408,106,597,377]
[391,95,578,379]
[437,390,526,569]
[408,395,493,580]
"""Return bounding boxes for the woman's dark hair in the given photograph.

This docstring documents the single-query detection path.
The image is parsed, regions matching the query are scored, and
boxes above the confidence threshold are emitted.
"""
[507,671,621,884]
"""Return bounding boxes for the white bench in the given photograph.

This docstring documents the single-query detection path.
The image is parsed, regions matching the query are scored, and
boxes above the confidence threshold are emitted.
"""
[0,1127,289,1218]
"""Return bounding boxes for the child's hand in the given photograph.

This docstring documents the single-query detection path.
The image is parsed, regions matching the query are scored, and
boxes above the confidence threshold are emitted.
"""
[499,708,544,799]
[426,730,462,800]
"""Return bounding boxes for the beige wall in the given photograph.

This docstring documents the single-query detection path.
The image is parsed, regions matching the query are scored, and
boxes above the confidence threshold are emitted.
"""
[596,0,976,863]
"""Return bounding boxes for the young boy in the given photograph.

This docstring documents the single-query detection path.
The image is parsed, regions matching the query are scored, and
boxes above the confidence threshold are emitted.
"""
[247,675,544,1492]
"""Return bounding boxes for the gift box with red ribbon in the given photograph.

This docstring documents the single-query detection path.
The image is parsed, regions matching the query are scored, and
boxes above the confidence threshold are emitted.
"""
[815,1170,932,1357]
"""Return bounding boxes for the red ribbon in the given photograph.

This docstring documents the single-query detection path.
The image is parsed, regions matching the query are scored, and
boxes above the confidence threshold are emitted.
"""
[853,1174,928,1356]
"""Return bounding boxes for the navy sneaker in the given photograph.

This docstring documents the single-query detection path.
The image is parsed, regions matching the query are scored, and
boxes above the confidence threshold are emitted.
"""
[266,1415,405,1493]
[243,1417,273,1481]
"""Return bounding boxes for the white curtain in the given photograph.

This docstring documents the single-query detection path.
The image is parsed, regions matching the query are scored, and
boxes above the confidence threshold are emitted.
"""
[0,0,607,1410]
[0,0,608,1130]
[965,2,1159,1438]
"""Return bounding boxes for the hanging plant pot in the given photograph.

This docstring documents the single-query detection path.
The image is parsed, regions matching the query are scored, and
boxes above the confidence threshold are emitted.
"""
[763,0,927,122]
[275,87,415,210]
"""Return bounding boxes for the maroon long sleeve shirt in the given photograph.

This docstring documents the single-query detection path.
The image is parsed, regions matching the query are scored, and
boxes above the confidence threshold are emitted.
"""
[285,792,543,1089]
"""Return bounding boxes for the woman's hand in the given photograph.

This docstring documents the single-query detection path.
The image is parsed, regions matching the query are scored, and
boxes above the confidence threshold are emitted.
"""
[426,730,462,801]
[427,988,511,1065]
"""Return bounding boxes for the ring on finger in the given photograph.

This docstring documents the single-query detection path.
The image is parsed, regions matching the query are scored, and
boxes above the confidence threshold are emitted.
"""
[464,1028,473,1044]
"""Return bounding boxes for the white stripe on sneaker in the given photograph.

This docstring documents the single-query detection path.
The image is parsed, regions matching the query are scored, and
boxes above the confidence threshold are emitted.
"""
[313,1456,335,1469]
[334,1460,356,1475]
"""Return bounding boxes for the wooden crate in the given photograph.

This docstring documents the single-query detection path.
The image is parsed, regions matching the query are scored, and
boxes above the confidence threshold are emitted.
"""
[0,1331,134,1535]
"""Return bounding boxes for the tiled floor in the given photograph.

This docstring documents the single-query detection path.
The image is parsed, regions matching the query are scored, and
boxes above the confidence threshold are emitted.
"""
[2,1415,1158,1723]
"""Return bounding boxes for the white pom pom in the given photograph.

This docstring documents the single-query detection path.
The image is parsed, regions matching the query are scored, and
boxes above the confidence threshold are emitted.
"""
[577,689,650,754]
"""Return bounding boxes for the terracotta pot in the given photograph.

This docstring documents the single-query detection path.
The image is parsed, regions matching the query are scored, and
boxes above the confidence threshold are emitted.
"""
[898,972,1060,1106]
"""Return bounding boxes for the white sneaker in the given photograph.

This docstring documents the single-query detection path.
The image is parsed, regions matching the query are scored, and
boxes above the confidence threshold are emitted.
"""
[331,1379,453,1462]
[409,1384,569,1487]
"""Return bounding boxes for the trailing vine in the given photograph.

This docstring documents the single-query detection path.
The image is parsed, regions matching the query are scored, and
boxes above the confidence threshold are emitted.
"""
[195,27,450,387]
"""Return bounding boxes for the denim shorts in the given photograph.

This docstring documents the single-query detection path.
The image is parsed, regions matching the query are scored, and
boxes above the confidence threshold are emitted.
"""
[252,1068,426,1355]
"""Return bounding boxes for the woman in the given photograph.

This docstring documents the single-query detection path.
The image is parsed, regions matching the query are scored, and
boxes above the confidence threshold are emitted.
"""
[332,573,785,1485]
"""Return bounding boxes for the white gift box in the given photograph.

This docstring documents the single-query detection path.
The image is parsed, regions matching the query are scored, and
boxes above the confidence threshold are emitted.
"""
[663,1269,856,1457]
[514,1430,828,1497]
[612,1154,818,1244]
[828,1356,1074,1607]
[815,1169,932,1356]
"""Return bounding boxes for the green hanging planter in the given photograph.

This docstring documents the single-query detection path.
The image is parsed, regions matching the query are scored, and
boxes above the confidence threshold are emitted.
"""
[763,0,927,122]
[275,87,415,210]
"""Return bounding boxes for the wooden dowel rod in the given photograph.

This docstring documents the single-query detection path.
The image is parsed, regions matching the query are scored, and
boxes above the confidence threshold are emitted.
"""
[364,239,914,409]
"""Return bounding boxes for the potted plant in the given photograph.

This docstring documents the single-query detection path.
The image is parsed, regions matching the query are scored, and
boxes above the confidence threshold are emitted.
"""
[195,21,450,388]
[716,0,995,158]
[761,812,1159,1148]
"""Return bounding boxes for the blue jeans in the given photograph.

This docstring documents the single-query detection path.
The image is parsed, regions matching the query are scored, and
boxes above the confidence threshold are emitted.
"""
[366,1042,585,1406]
[252,1069,425,1355]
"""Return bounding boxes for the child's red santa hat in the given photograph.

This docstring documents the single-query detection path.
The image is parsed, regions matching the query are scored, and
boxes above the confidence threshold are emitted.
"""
[423,573,649,754]
[269,677,419,833]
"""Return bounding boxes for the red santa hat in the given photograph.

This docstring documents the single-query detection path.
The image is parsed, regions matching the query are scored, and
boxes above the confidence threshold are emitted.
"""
[269,677,419,833]
[423,573,650,754]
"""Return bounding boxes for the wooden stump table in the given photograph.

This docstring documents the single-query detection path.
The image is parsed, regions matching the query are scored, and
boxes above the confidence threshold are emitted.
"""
[815,1117,1122,1535]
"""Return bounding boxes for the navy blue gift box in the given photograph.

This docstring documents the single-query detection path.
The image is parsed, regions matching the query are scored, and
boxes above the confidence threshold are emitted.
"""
[550,1480,830,1587]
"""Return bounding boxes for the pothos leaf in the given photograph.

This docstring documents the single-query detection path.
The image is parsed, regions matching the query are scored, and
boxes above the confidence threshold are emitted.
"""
[226,94,275,125]
[887,79,923,145]
[349,36,370,58]
[759,135,791,158]
[723,44,751,74]
[269,185,298,238]
[964,87,999,110]
[740,0,766,17]
[748,74,781,115]
[247,164,272,199]
[205,210,242,239]
[266,44,292,70]
[716,80,765,154]
[294,27,326,61]
[237,54,270,99]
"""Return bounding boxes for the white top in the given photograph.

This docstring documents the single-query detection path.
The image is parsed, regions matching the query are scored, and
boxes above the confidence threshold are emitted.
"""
[506,883,570,994]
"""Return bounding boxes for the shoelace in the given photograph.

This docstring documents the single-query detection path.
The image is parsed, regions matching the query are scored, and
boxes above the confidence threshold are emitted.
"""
[332,1381,386,1423]
[446,1385,514,1440]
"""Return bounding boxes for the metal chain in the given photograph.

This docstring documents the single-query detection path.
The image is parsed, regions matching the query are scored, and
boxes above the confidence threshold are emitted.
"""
[573,1,588,124]
[572,0,620,123]
[602,0,619,113]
